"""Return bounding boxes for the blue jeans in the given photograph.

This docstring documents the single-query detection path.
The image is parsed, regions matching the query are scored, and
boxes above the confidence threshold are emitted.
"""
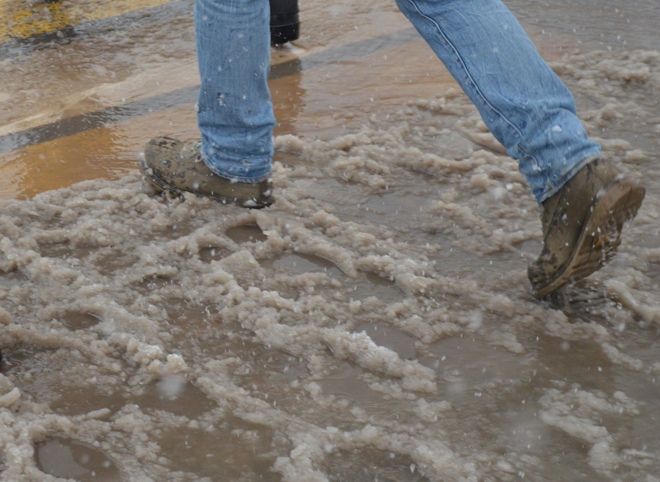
[195,0,275,183]
[195,0,602,202]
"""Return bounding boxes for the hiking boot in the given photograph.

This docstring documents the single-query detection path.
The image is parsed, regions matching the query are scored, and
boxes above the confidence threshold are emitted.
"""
[528,159,645,298]
[140,137,273,209]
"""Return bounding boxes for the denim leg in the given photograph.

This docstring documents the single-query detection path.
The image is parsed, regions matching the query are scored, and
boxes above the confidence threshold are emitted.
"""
[195,0,274,183]
[396,0,602,203]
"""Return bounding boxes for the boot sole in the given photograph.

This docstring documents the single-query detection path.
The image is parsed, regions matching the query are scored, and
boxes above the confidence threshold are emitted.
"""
[139,157,272,209]
[533,179,645,298]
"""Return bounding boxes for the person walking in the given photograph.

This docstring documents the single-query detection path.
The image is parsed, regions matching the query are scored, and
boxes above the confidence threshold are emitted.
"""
[139,0,645,298]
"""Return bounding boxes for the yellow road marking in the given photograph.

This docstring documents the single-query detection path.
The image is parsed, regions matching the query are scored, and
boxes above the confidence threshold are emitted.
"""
[0,0,171,42]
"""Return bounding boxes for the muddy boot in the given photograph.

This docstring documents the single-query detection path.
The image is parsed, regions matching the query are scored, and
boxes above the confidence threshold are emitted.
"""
[528,159,645,298]
[140,137,273,209]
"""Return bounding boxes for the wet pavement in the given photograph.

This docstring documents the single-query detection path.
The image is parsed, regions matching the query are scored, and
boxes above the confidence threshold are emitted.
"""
[0,0,658,481]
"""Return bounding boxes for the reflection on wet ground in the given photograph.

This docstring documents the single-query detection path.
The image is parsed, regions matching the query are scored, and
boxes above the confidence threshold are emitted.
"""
[60,311,102,331]
[226,224,269,245]
[36,438,122,482]
[0,0,658,480]
[273,253,343,279]
[157,417,282,482]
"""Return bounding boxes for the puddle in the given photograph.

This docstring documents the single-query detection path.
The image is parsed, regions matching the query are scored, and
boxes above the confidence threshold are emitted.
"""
[158,416,281,482]
[38,241,87,260]
[354,322,416,360]
[36,438,122,482]
[318,362,387,407]
[227,340,310,384]
[612,367,660,460]
[306,178,371,208]
[166,302,217,335]
[198,245,231,263]
[345,271,404,304]
[309,178,435,230]
[359,189,429,225]
[134,377,216,418]
[273,253,343,279]
[226,224,268,244]
[60,311,102,331]
[508,0,660,51]
[166,305,255,356]
[133,273,176,292]
[483,386,602,480]
[41,375,217,419]
[90,250,140,276]
[242,360,309,410]
[51,384,125,416]
[534,334,616,389]
[327,448,430,482]
[423,335,524,403]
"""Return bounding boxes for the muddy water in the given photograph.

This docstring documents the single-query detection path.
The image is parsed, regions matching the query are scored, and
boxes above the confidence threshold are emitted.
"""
[1,0,659,480]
